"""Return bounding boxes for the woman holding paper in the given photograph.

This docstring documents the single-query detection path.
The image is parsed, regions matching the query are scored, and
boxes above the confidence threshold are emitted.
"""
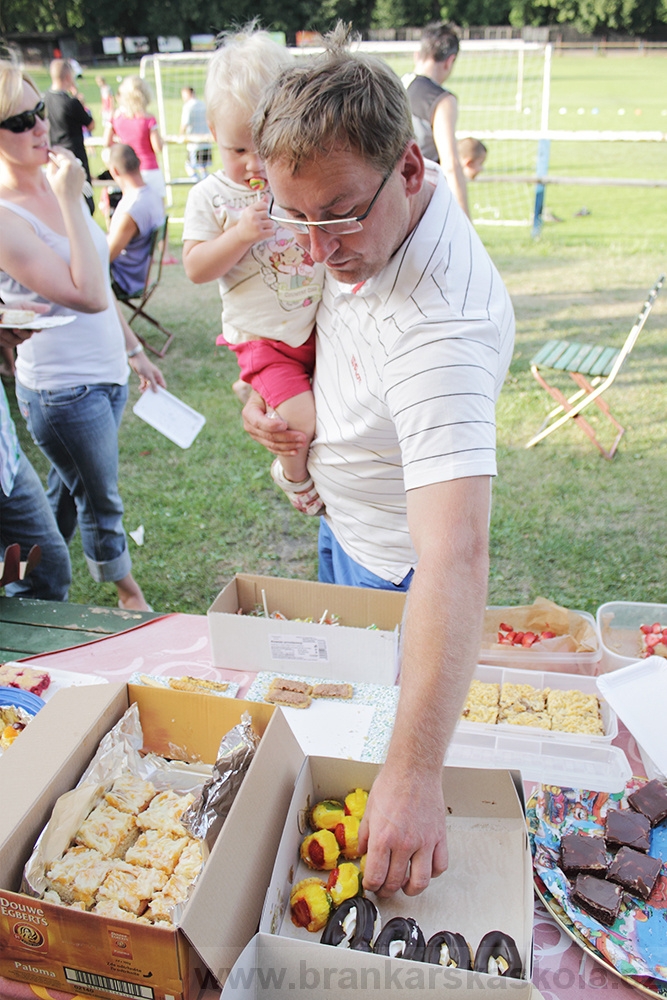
[0,58,165,610]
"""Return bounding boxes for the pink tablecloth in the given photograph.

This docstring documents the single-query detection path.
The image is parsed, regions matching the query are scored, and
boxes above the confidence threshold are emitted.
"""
[0,614,657,1000]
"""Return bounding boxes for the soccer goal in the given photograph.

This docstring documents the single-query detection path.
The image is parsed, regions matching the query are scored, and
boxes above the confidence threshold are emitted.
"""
[141,39,551,226]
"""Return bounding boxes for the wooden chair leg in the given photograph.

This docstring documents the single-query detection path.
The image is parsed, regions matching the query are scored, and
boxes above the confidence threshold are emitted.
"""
[526,368,624,458]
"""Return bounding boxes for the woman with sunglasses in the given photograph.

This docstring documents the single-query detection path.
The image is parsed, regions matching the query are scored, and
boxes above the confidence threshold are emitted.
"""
[0,58,165,610]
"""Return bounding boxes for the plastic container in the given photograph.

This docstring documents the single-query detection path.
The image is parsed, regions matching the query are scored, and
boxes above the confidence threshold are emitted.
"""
[597,656,667,781]
[479,607,602,675]
[0,686,45,715]
[445,730,631,793]
[596,600,667,672]
[459,663,617,744]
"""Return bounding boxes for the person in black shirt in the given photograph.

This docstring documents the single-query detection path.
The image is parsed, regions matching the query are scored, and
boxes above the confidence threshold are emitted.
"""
[44,59,94,213]
[403,23,470,218]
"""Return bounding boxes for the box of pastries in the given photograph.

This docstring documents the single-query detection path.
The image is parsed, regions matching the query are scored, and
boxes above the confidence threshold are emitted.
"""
[0,682,303,1000]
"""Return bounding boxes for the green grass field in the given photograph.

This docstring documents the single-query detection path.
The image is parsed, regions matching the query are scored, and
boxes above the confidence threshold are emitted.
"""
[10,53,667,616]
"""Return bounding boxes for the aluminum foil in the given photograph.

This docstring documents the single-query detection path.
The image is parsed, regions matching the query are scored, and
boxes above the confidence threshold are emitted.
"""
[181,711,260,841]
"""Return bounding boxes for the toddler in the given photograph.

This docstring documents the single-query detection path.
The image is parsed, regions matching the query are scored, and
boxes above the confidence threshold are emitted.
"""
[182,28,324,515]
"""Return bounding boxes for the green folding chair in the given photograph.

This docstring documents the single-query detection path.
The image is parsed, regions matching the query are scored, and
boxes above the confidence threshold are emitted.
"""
[526,274,664,459]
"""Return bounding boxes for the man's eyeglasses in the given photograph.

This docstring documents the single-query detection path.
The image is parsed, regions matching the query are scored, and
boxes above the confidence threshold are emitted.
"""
[268,173,391,236]
[0,101,46,134]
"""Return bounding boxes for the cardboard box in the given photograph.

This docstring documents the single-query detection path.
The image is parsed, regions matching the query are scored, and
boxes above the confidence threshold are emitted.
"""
[208,574,405,685]
[0,683,304,1000]
[222,933,548,999]
[255,757,535,997]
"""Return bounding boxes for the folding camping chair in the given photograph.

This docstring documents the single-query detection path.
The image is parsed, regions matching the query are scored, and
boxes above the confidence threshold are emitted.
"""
[114,216,174,358]
[525,274,664,459]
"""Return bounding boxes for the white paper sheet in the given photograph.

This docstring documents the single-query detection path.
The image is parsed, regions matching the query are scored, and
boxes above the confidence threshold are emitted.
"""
[276,700,375,759]
[132,386,206,448]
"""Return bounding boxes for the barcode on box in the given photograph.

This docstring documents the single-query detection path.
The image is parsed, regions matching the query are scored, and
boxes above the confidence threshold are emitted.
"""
[64,968,154,999]
[269,634,328,662]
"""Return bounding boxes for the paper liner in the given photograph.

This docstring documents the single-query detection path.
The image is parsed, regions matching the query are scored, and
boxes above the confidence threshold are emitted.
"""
[483,597,599,653]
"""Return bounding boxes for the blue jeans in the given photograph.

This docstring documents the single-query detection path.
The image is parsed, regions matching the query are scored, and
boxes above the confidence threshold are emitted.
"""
[1,449,71,600]
[15,381,132,583]
[318,519,414,592]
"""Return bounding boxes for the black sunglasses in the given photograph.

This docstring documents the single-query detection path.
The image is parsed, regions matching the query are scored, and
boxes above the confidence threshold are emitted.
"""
[0,100,46,134]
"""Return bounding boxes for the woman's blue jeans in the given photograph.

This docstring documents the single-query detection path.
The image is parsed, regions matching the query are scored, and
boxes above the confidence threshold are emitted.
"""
[16,380,132,583]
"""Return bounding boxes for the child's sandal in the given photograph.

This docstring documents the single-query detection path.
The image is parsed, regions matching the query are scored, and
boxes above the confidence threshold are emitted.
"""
[270,458,325,516]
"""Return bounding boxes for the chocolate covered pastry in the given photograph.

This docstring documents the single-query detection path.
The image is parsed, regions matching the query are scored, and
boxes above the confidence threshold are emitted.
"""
[606,846,662,901]
[373,916,425,962]
[605,808,651,853]
[321,896,378,950]
[560,832,609,876]
[424,930,472,969]
[473,930,522,978]
[572,874,622,926]
[627,779,667,827]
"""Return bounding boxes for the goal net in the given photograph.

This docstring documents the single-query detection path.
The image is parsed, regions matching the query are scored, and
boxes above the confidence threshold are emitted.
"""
[141,39,550,226]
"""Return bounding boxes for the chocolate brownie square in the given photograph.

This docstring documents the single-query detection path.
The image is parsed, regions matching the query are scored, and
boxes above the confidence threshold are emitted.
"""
[607,846,663,901]
[560,832,609,876]
[605,808,651,853]
[572,874,622,926]
[627,779,667,827]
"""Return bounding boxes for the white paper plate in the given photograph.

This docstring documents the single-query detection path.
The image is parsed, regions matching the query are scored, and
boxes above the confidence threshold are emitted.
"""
[0,664,107,703]
[0,315,76,330]
[133,386,206,449]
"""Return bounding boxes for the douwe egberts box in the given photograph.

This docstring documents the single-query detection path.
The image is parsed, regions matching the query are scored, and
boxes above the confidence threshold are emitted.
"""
[208,574,405,686]
[0,682,304,1000]
[254,757,534,998]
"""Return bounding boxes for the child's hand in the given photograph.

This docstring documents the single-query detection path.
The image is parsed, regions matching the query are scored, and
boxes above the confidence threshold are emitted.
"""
[236,199,274,245]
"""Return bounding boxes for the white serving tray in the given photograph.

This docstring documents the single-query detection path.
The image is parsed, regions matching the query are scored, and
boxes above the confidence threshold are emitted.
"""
[133,386,206,448]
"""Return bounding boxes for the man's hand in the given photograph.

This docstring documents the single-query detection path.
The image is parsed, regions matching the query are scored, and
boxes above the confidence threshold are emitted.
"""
[242,390,306,456]
[359,761,448,898]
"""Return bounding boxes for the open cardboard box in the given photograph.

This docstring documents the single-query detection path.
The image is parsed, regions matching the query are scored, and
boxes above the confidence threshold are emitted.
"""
[208,574,405,685]
[221,932,548,998]
[253,756,535,998]
[0,682,304,1000]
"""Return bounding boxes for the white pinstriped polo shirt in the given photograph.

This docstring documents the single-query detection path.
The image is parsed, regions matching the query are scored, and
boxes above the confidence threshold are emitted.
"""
[309,166,515,583]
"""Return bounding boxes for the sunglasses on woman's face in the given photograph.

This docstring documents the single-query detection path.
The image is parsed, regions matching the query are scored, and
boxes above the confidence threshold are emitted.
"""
[0,100,46,134]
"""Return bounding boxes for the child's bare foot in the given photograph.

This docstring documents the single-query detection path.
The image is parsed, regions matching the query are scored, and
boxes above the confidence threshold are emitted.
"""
[232,379,252,405]
[116,573,152,611]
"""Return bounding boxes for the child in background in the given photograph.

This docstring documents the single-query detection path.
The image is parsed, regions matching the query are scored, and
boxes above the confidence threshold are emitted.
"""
[457,136,487,180]
[103,76,165,202]
[95,75,115,127]
[182,27,325,515]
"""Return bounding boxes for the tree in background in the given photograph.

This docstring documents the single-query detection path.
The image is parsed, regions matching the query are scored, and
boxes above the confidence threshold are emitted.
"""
[1,0,666,43]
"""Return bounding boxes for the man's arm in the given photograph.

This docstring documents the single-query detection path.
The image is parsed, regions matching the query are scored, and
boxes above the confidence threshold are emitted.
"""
[107,212,139,262]
[359,475,491,897]
[432,94,469,218]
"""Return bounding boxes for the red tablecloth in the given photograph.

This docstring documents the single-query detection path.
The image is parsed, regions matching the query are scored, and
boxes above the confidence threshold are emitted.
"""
[0,614,656,1000]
